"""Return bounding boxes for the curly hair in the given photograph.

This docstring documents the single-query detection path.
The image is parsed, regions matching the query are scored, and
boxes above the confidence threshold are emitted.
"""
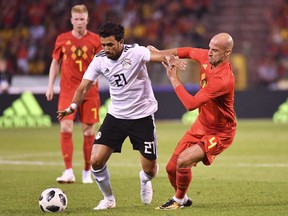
[99,22,124,42]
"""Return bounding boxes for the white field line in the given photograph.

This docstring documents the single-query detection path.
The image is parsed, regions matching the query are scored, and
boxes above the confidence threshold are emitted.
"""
[238,163,288,167]
[0,159,288,168]
[0,160,64,166]
[1,153,288,167]
[0,160,146,167]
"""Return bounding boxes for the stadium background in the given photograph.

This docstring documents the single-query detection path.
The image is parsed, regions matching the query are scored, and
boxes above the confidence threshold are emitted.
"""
[0,0,288,122]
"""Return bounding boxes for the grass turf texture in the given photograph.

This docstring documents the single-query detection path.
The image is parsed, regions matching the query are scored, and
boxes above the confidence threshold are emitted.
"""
[0,119,287,216]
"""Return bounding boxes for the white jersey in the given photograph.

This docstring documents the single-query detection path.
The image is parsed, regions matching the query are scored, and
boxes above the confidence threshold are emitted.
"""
[83,44,158,119]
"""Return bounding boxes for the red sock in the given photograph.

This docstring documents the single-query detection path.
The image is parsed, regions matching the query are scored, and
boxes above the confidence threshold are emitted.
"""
[166,154,178,191]
[83,135,94,171]
[60,132,73,169]
[175,167,192,199]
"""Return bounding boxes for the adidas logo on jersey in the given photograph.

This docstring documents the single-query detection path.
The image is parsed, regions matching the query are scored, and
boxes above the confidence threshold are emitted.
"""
[0,91,52,128]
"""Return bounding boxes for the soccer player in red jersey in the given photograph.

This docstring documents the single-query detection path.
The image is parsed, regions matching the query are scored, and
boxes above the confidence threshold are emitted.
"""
[155,33,237,209]
[46,5,102,184]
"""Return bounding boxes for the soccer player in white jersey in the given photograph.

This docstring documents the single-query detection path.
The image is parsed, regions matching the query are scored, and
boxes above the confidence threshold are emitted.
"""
[57,22,185,210]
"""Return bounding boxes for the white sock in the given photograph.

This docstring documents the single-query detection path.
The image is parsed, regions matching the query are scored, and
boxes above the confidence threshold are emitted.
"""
[91,165,114,201]
[140,163,159,182]
[183,194,188,203]
[173,196,185,205]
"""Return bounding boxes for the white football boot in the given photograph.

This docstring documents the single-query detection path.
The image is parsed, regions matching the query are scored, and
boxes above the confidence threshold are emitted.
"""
[82,170,93,184]
[93,199,116,210]
[56,168,75,184]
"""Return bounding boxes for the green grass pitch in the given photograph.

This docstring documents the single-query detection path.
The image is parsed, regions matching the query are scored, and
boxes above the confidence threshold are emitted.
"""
[0,119,287,216]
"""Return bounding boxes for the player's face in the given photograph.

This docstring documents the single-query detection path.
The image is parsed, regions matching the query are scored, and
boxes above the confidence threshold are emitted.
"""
[71,12,88,33]
[208,40,230,68]
[101,36,124,60]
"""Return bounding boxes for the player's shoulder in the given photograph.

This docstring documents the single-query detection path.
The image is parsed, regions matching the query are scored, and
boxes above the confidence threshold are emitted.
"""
[95,50,106,58]
[57,31,72,39]
[123,43,142,52]
[55,31,74,43]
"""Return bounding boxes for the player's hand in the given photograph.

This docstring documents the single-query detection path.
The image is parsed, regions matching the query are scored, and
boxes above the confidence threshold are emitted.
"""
[162,60,182,88]
[46,88,54,101]
[57,110,68,121]
[56,103,77,121]
[162,60,177,79]
[164,55,186,71]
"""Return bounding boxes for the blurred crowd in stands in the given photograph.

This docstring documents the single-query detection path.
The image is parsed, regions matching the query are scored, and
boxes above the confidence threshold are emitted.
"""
[1,0,288,93]
[0,0,210,93]
[257,0,288,90]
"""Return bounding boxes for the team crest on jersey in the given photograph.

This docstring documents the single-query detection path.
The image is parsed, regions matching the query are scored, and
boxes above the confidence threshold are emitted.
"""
[96,131,102,140]
[201,73,207,88]
[201,79,207,88]
[121,58,132,69]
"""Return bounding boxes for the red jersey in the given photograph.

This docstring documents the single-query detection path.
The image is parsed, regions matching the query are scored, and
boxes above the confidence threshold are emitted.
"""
[52,31,102,98]
[176,47,236,134]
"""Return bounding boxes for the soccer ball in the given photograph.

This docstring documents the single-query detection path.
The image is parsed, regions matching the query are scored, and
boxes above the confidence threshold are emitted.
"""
[39,188,68,212]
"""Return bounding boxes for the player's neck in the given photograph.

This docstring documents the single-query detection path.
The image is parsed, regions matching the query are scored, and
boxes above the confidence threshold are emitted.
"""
[211,58,229,69]
[72,30,87,39]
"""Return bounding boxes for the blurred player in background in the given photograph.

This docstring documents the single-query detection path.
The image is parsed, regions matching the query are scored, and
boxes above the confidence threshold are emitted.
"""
[154,33,237,210]
[57,22,186,210]
[46,4,102,184]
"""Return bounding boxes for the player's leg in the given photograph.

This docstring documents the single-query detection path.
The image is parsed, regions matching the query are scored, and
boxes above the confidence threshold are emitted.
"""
[156,132,199,210]
[56,94,76,183]
[57,118,76,183]
[129,114,159,205]
[81,123,96,183]
[174,143,204,203]
[139,156,159,205]
[156,144,203,210]
[79,98,100,184]
[91,144,116,210]
[166,154,177,190]
[91,114,126,210]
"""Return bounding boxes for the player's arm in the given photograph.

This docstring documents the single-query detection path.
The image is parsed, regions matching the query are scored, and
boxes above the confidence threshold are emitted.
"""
[162,59,209,111]
[147,46,178,56]
[57,79,94,120]
[149,48,186,70]
[46,58,60,101]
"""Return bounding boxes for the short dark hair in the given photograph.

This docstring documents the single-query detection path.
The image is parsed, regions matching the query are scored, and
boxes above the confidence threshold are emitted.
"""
[99,22,124,42]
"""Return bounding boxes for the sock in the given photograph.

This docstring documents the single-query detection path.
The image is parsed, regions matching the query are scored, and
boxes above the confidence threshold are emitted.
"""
[83,135,94,171]
[175,167,192,199]
[166,154,178,190]
[91,165,114,201]
[173,196,185,205]
[140,164,159,183]
[60,132,73,169]
[183,194,189,203]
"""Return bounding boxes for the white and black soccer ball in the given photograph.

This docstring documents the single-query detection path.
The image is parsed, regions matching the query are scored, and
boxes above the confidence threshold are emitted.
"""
[39,188,68,213]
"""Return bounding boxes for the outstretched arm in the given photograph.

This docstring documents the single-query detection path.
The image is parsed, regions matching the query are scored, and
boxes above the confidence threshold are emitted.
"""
[148,46,178,56]
[57,79,94,120]
[149,48,186,71]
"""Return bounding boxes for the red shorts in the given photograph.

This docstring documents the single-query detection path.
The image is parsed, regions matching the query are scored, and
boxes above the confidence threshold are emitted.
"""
[58,94,100,124]
[173,125,236,166]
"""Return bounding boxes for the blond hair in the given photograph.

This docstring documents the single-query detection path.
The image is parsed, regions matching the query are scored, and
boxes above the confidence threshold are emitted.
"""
[71,4,88,15]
